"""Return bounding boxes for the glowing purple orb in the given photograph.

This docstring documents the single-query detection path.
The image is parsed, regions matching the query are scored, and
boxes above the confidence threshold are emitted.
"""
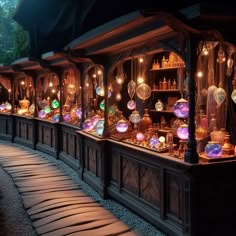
[127,100,136,110]
[0,104,6,111]
[63,113,71,122]
[205,142,222,158]
[177,124,189,140]
[136,132,145,141]
[75,108,82,119]
[83,119,94,131]
[149,136,159,147]
[38,109,46,119]
[173,98,189,118]
[116,119,128,133]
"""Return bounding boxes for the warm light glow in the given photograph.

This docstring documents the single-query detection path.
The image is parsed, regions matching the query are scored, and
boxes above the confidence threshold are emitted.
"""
[52,89,56,93]
[86,83,89,87]
[8,89,11,93]
[137,77,144,84]
[115,93,122,101]
[98,70,102,75]
[159,136,165,143]
[93,74,96,78]
[49,82,53,87]
[202,47,209,56]
[139,58,144,63]
[197,71,203,78]
[21,81,25,85]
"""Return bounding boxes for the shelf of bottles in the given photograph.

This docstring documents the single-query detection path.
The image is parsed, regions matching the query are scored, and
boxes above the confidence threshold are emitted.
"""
[0,76,12,113]
[82,64,105,136]
[14,75,34,116]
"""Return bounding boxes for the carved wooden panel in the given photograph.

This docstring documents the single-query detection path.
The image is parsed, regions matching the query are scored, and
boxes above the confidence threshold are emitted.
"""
[140,165,160,207]
[43,127,51,146]
[68,133,76,157]
[7,119,12,134]
[51,128,55,147]
[28,125,33,140]
[0,119,6,134]
[38,125,42,143]
[166,171,183,220]
[87,145,97,175]
[122,157,138,195]
[111,151,119,182]
[21,122,27,139]
[76,137,80,160]
[62,132,67,153]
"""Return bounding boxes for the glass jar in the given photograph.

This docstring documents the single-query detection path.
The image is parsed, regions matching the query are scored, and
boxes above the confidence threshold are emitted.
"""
[140,109,152,131]
[222,134,235,155]
[205,141,222,158]
[210,127,225,145]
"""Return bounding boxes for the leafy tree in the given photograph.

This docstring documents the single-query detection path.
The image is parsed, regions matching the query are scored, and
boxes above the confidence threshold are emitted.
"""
[0,0,30,64]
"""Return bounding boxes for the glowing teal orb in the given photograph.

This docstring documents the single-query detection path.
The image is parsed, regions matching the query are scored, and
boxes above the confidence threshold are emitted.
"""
[51,99,60,109]
[99,100,105,110]
[44,106,51,114]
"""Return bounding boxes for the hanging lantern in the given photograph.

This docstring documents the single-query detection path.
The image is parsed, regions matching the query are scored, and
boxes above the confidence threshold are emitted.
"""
[127,100,136,110]
[173,98,189,118]
[177,124,189,140]
[214,87,226,107]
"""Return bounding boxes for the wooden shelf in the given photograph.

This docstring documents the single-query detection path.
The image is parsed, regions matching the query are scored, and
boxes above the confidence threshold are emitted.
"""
[150,66,185,71]
[149,109,174,113]
[152,89,180,92]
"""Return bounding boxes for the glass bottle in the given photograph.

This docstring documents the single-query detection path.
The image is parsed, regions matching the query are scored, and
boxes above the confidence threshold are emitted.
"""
[140,109,152,131]
[209,114,217,133]
[155,99,164,111]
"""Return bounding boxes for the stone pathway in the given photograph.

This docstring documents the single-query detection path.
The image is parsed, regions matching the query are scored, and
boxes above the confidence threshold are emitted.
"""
[0,141,139,236]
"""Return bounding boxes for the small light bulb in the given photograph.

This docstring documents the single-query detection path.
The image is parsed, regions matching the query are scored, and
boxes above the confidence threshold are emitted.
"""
[139,58,144,63]
[137,77,144,84]
[197,71,203,78]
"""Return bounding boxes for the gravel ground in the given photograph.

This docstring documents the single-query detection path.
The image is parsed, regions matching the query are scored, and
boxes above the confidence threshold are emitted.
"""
[0,141,166,236]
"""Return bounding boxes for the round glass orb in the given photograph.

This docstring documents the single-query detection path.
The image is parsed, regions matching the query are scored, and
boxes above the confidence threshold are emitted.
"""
[44,106,51,114]
[53,114,60,122]
[177,124,189,140]
[159,136,166,143]
[0,103,6,111]
[116,118,128,133]
[99,100,105,110]
[127,100,136,110]
[149,136,159,147]
[75,108,82,119]
[96,119,104,136]
[155,99,163,111]
[136,132,145,141]
[5,102,12,111]
[129,110,141,124]
[63,113,71,122]
[38,109,46,119]
[83,119,94,131]
[51,99,60,109]
[173,98,189,118]
[205,141,222,158]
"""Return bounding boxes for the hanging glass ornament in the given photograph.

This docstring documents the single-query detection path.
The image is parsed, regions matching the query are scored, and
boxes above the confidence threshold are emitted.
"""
[127,100,136,110]
[116,117,129,133]
[129,110,141,124]
[136,83,151,101]
[99,100,105,110]
[127,79,136,100]
[231,89,236,103]
[51,99,60,109]
[173,98,189,118]
[214,87,226,107]
[67,83,76,95]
